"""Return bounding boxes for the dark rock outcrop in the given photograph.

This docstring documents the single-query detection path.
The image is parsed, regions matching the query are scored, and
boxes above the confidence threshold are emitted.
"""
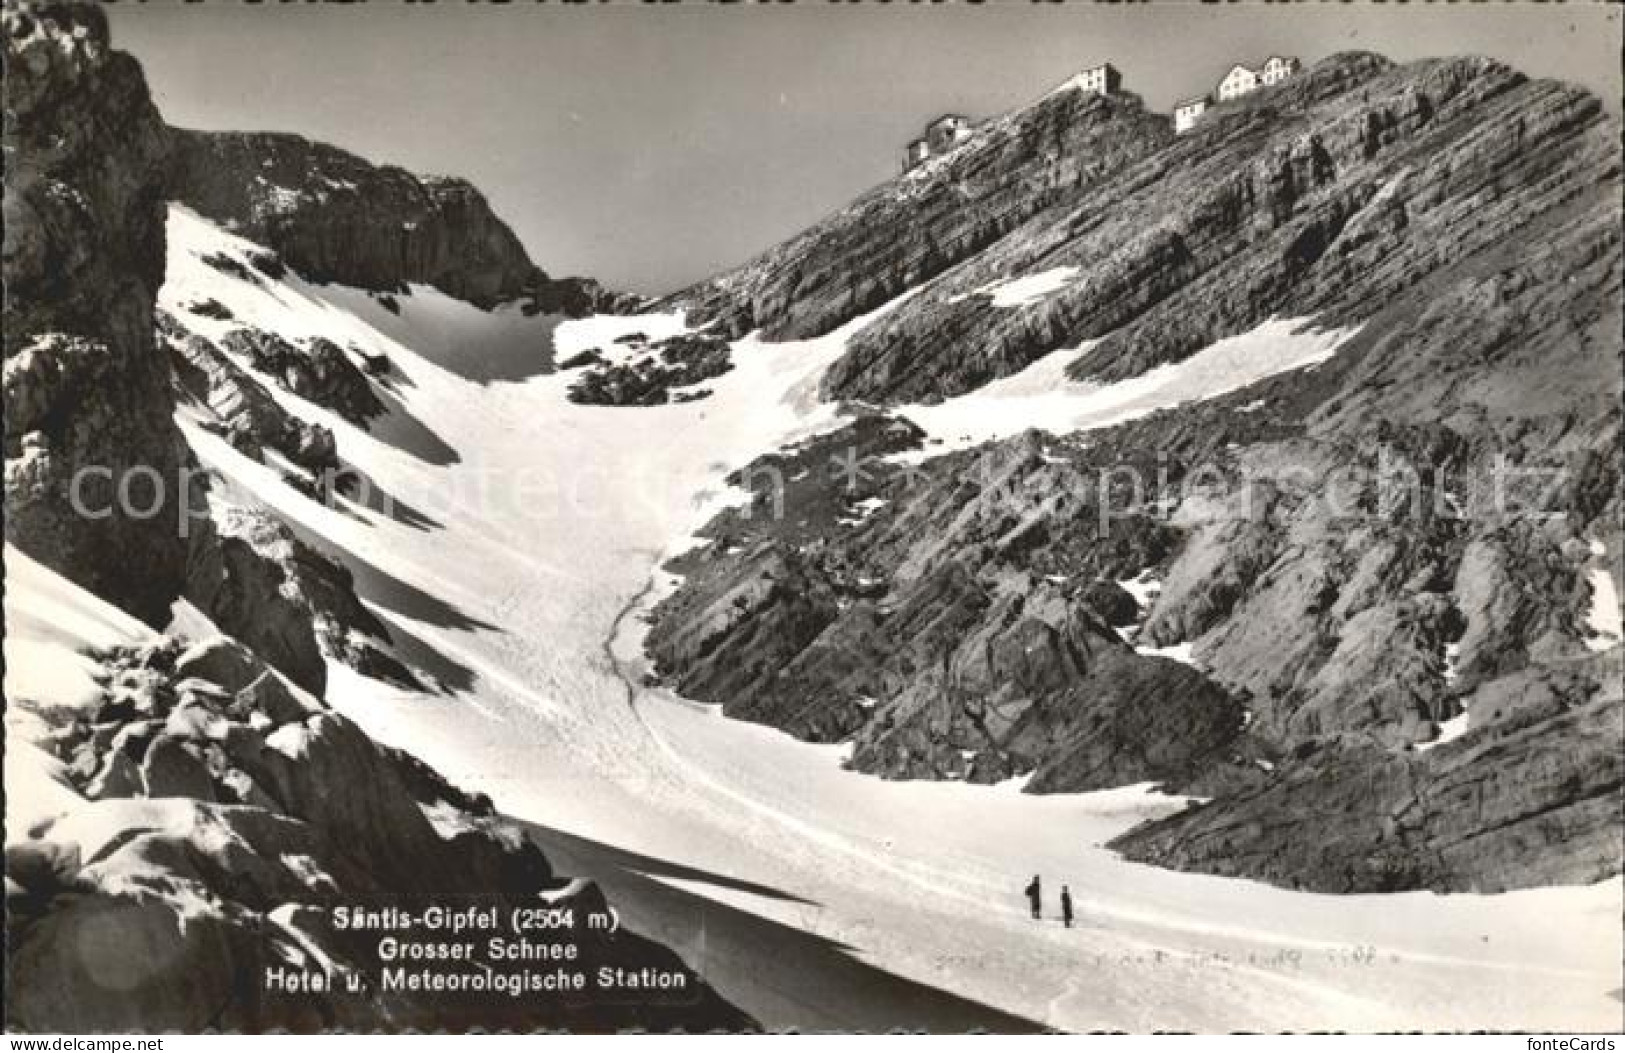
[567,332,732,407]
[165,127,641,316]
[218,329,386,428]
[161,312,340,477]
[184,500,422,696]
[1077,579,1140,627]
[1111,655,1622,893]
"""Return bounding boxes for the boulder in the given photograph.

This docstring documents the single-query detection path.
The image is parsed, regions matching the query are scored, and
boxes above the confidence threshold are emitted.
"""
[1079,579,1140,627]
[86,750,142,800]
[5,841,83,897]
[6,893,248,1032]
[184,531,327,698]
[173,637,264,694]
[140,734,217,801]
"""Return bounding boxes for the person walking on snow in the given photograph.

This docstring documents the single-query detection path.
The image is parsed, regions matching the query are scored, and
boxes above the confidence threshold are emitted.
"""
[1061,886,1074,929]
[1025,875,1042,919]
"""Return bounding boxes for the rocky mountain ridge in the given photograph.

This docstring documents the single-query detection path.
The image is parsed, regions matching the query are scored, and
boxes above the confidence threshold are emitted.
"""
[165,127,641,317]
[674,53,1615,408]
[646,50,1623,893]
[665,81,1170,345]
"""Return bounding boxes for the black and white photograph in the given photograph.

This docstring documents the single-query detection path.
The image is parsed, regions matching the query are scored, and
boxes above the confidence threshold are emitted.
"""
[3,0,1622,1037]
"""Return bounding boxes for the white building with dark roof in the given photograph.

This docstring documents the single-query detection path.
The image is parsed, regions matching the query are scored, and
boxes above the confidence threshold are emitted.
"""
[1213,55,1301,105]
[1216,63,1261,102]
[1260,55,1302,86]
[1174,95,1211,134]
[1073,62,1122,96]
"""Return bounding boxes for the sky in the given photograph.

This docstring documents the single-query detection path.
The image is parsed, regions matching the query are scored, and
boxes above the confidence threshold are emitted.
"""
[112,1,1622,297]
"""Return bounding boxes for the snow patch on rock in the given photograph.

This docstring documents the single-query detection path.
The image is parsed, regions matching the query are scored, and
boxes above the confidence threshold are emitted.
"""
[894,317,1360,456]
[1418,708,1472,753]
[952,266,1081,308]
[1582,542,1621,652]
[1135,640,1198,667]
[554,311,692,367]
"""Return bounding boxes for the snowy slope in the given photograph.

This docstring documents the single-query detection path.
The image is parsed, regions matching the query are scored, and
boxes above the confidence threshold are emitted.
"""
[4,547,152,839]
[147,207,1623,1031]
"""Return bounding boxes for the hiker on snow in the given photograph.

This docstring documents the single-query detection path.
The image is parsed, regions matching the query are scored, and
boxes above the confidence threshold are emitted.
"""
[1061,885,1074,929]
[1025,875,1042,919]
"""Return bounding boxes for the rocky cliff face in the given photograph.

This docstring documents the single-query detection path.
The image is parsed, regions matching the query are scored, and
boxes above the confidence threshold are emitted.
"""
[3,0,191,626]
[648,52,1623,892]
[165,128,639,316]
[1110,668,1623,893]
